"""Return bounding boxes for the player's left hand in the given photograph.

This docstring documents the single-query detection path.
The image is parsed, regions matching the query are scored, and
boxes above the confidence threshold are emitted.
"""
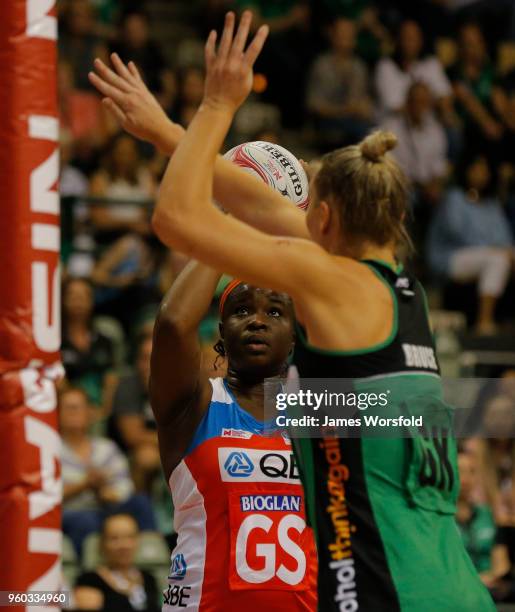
[88,53,182,152]
[203,11,268,114]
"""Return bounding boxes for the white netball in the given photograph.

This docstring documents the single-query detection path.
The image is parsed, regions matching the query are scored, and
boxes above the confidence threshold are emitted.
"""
[223,141,309,210]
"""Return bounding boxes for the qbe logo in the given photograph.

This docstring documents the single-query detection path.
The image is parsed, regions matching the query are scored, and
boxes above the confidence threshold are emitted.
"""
[219,448,300,483]
[224,451,254,477]
[170,553,187,580]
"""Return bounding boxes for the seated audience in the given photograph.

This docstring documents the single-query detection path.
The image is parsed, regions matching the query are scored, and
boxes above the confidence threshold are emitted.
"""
[383,81,448,208]
[74,514,160,611]
[375,19,454,124]
[448,22,504,164]
[89,134,156,242]
[59,0,108,91]
[110,10,176,111]
[61,387,156,557]
[456,449,496,578]
[110,335,161,493]
[61,277,118,407]
[427,156,513,334]
[175,66,205,127]
[307,17,374,148]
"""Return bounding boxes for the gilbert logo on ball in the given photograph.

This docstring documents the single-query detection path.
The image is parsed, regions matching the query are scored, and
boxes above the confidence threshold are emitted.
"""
[224,141,309,210]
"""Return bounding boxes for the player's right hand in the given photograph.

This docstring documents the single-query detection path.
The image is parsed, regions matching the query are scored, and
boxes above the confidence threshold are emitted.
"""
[88,53,184,152]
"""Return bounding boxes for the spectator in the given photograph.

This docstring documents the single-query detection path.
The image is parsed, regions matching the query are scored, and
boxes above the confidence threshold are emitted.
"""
[60,388,156,557]
[448,23,504,164]
[58,60,112,157]
[313,0,390,65]
[110,336,161,493]
[237,0,311,127]
[175,66,205,127]
[61,277,118,406]
[427,156,513,334]
[59,0,108,91]
[110,10,176,112]
[92,234,161,332]
[307,17,374,148]
[375,19,454,124]
[456,449,497,579]
[383,81,448,208]
[74,514,160,611]
[89,134,156,242]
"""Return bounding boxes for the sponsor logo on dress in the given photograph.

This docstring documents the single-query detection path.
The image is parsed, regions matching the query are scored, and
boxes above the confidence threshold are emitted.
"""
[219,448,300,483]
[170,553,187,580]
[240,494,302,512]
[223,451,255,477]
[221,428,253,439]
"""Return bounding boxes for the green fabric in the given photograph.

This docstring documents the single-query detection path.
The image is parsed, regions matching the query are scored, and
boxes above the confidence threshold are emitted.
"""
[356,374,495,611]
[458,505,496,574]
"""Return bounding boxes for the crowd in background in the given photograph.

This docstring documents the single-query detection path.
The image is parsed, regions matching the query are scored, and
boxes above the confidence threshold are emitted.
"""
[57,0,515,608]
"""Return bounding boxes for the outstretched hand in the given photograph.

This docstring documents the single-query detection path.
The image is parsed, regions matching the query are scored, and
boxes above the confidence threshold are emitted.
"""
[88,53,180,150]
[203,11,268,113]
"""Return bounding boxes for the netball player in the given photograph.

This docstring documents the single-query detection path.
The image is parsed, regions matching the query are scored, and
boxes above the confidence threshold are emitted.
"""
[150,264,317,612]
[89,13,493,610]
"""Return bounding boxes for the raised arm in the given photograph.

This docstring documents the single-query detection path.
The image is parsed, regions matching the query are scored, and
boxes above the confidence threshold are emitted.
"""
[88,54,309,239]
[149,260,221,476]
[148,11,339,312]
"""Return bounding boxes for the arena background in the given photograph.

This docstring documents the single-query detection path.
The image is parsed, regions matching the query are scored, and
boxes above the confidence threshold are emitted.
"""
[2,0,515,609]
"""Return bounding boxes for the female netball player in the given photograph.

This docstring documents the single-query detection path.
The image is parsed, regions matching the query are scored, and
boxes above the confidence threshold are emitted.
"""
[150,263,317,612]
[89,13,493,610]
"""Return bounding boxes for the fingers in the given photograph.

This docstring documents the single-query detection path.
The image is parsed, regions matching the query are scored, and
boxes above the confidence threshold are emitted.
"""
[102,98,126,124]
[230,10,252,57]
[92,57,132,93]
[110,53,136,84]
[243,24,269,69]
[128,61,143,82]
[205,30,217,69]
[216,11,235,63]
[88,70,127,106]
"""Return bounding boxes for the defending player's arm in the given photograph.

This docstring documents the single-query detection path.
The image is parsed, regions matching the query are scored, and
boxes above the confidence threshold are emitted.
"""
[88,54,309,240]
[149,260,220,476]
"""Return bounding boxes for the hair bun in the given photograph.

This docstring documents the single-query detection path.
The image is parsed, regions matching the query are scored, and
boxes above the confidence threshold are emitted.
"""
[360,131,397,163]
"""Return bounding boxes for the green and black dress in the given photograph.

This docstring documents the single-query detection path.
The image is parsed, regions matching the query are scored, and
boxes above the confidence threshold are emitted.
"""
[292,260,494,612]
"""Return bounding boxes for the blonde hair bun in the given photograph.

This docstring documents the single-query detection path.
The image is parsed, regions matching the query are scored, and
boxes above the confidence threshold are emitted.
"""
[360,131,397,163]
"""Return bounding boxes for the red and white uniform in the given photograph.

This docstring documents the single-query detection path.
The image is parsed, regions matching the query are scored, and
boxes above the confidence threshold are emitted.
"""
[163,377,317,611]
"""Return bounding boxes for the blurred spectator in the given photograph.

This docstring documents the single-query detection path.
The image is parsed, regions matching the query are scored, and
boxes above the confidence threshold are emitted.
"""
[74,514,160,611]
[61,278,118,406]
[313,0,390,65]
[427,156,513,334]
[61,388,156,557]
[375,20,454,125]
[59,0,108,91]
[110,336,161,493]
[92,234,161,332]
[89,134,156,241]
[383,81,448,208]
[175,66,205,127]
[307,17,374,148]
[110,10,177,112]
[58,60,112,157]
[448,23,504,165]
[237,0,311,127]
[475,435,515,526]
[456,449,497,578]
[492,68,515,168]
[60,130,89,201]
